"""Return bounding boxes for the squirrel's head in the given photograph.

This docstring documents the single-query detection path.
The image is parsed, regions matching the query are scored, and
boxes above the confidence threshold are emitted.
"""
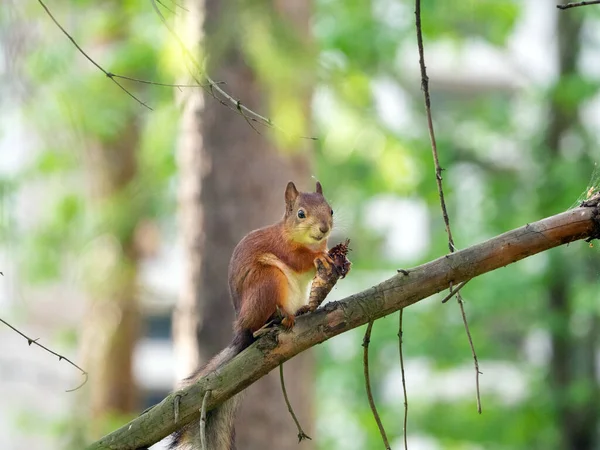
[283,181,333,249]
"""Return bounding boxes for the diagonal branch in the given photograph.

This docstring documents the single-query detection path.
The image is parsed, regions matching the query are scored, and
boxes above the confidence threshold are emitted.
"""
[86,203,600,450]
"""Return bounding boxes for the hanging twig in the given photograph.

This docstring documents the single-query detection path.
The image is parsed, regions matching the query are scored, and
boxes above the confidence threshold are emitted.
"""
[279,364,311,442]
[440,280,470,304]
[36,0,220,108]
[398,308,408,450]
[414,0,482,414]
[456,288,482,413]
[156,0,177,15]
[363,321,392,450]
[149,0,271,124]
[37,0,151,110]
[398,310,408,450]
[557,1,600,9]
[149,0,317,140]
[199,390,210,450]
[108,73,222,90]
[0,317,88,391]
[158,0,189,13]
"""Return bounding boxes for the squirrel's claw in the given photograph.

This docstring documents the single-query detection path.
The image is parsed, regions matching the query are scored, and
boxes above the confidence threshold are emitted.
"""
[280,313,296,330]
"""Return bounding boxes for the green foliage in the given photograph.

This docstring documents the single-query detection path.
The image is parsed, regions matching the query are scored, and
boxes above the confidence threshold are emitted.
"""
[5,0,600,449]
[14,0,179,287]
[309,1,600,449]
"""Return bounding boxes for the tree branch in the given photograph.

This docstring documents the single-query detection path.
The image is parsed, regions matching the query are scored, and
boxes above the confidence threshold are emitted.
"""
[86,204,600,450]
[0,317,88,392]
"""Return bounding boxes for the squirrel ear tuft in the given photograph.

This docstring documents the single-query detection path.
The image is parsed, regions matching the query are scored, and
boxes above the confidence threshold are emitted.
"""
[315,181,323,195]
[285,181,299,204]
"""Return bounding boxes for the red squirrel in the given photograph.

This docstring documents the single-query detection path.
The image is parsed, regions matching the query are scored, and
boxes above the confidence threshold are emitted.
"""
[170,181,333,450]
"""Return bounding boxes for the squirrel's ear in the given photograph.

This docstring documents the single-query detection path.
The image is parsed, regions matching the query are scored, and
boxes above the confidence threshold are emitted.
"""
[315,181,323,195]
[285,181,299,205]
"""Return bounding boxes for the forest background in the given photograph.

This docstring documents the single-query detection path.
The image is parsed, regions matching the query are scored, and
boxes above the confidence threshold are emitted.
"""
[1,0,600,449]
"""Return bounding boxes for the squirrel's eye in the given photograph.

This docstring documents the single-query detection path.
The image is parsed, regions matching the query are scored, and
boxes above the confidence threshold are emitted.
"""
[331,209,334,216]
[297,209,306,219]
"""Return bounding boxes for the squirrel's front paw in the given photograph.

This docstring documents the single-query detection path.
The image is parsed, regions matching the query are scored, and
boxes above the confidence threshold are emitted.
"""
[280,313,296,330]
[314,252,335,272]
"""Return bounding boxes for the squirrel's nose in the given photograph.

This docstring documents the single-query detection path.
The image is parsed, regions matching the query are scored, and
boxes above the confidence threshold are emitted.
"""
[319,224,329,234]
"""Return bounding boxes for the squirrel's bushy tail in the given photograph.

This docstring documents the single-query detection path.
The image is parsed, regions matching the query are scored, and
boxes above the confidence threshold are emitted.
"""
[169,330,254,450]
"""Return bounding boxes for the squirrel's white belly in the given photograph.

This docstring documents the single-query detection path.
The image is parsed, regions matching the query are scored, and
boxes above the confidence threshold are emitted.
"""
[284,269,314,314]
[259,253,314,315]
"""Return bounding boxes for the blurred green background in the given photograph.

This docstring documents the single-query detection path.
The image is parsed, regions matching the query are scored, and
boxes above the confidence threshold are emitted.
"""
[1,0,600,449]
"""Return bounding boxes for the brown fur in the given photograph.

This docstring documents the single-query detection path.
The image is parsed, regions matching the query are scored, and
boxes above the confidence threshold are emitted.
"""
[171,182,332,450]
[229,182,333,334]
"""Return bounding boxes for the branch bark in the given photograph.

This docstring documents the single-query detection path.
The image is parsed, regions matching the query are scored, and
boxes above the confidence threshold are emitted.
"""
[86,204,600,450]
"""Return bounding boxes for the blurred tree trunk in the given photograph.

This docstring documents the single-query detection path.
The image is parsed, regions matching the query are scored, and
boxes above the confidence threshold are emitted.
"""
[75,11,144,441]
[77,118,143,440]
[544,10,599,450]
[174,0,315,448]
[83,118,141,416]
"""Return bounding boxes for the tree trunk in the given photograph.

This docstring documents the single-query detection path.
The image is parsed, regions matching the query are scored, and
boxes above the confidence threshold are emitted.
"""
[74,6,146,440]
[174,0,315,448]
[78,114,142,438]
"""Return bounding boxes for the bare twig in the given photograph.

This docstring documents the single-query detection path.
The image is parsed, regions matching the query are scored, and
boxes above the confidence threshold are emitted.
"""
[161,0,189,12]
[108,73,223,90]
[455,289,482,413]
[149,0,268,123]
[37,0,151,110]
[279,364,311,442]
[398,310,408,450]
[37,0,219,108]
[149,0,317,141]
[156,0,177,15]
[557,1,600,9]
[440,279,470,304]
[414,0,482,414]
[200,390,210,450]
[0,317,88,391]
[363,321,392,450]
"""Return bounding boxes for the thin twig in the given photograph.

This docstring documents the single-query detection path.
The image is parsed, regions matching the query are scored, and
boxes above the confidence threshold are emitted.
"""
[199,390,210,450]
[279,364,312,442]
[37,0,217,108]
[414,0,482,414]
[455,291,482,413]
[109,73,223,89]
[363,321,392,450]
[149,0,317,141]
[156,0,177,15]
[149,0,265,122]
[398,310,408,450]
[557,0,600,9]
[165,0,189,12]
[37,0,151,110]
[0,317,88,391]
[440,279,470,304]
